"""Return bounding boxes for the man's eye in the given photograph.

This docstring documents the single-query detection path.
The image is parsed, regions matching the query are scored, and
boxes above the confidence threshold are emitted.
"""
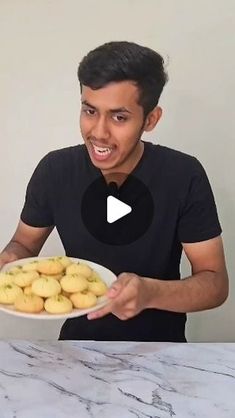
[83,109,96,116]
[113,115,127,122]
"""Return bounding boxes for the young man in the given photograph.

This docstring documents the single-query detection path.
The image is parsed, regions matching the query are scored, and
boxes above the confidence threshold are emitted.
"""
[0,41,228,342]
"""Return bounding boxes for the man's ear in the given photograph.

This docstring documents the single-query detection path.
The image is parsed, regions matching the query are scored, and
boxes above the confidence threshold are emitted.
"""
[143,106,162,132]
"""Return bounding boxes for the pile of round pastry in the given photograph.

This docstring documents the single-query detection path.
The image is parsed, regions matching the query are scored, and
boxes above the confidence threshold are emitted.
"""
[0,257,108,314]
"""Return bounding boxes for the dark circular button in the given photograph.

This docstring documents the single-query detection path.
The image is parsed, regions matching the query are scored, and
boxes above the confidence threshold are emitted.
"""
[81,173,154,245]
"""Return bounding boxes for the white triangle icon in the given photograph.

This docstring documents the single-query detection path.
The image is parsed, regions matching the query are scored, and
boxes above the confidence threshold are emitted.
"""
[107,195,132,224]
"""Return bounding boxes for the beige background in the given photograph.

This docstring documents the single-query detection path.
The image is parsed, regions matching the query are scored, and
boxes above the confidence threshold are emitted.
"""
[0,0,234,340]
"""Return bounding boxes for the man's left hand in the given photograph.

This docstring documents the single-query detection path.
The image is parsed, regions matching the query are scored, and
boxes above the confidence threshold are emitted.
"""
[87,272,152,320]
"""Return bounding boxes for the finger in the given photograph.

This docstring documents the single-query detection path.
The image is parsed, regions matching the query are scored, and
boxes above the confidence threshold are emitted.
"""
[106,283,121,298]
[0,262,5,271]
[88,273,136,319]
[87,302,113,320]
[106,273,130,298]
[117,272,131,281]
[106,280,123,298]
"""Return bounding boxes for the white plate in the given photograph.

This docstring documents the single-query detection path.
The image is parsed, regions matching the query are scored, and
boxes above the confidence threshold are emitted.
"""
[0,257,116,320]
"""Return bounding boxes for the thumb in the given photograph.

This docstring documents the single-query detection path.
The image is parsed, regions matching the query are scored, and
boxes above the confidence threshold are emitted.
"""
[0,259,6,271]
[107,273,129,298]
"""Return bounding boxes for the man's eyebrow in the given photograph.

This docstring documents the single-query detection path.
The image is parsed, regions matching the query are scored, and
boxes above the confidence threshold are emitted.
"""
[81,101,132,114]
[81,100,96,109]
[109,107,132,114]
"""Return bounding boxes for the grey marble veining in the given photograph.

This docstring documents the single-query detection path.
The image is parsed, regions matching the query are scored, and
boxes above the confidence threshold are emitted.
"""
[0,341,234,417]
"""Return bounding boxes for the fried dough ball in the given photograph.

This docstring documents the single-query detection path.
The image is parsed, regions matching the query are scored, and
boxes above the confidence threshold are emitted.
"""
[70,290,97,309]
[36,259,64,275]
[87,278,107,296]
[55,256,73,269]
[0,283,23,304]
[40,273,63,281]
[13,271,40,287]
[32,277,61,298]
[24,285,33,295]
[22,261,39,272]
[8,265,23,275]
[0,272,15,286]
[44,295,73,314]
[60,274,88,293]
[66,262,92,278]
[14,294,44,313]
[87,270,102,282]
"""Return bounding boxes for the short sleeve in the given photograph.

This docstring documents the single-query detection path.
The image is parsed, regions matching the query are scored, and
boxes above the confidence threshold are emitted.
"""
[20,154,54,227]
[178,159,222,243]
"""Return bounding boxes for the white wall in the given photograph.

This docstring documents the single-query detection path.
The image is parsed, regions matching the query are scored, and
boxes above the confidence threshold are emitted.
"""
[0,0,234,341]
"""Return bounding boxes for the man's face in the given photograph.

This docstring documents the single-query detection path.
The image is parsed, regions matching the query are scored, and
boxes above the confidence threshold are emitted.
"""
[80,81,146,173]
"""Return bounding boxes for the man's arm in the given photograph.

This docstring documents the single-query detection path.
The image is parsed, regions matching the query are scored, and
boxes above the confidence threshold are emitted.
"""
[0,220,54,269]
[87,236,229,320]
[145,235,229,312]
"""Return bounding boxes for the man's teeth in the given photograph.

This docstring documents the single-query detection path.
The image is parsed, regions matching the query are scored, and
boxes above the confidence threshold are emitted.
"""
[93,144,113,155]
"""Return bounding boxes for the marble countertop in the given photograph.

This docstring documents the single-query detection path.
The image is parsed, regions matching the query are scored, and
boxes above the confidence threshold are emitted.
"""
[0,341,234,417]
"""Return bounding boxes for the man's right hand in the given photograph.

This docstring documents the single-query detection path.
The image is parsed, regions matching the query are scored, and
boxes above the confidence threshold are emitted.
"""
[0,252,19,271]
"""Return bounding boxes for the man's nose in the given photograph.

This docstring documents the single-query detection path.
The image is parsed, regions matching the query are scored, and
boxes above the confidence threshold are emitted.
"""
[91,116,110,140]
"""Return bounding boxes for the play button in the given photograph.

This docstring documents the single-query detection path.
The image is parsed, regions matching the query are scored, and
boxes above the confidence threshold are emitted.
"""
[107,196,132,223]
[81,172,154,245]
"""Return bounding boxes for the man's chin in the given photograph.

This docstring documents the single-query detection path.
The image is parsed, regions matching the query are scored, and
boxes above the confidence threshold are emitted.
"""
[90,158,118,172]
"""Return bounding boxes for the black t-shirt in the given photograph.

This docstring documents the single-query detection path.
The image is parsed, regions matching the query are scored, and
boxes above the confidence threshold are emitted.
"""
[21,141,222,342]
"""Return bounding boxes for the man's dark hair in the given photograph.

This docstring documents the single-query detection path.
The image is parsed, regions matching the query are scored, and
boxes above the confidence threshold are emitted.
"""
[78,41,168,118]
